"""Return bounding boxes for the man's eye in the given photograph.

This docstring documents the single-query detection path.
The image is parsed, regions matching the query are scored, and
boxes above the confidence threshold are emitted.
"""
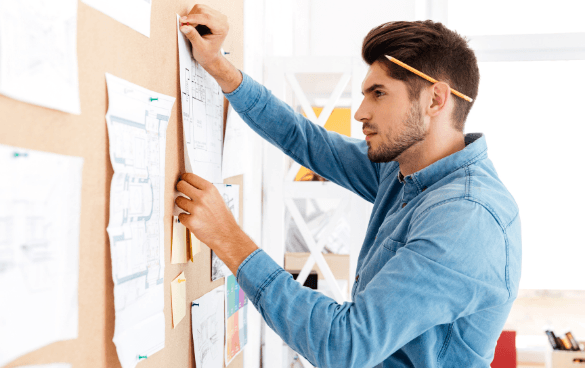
[375,90,385,98]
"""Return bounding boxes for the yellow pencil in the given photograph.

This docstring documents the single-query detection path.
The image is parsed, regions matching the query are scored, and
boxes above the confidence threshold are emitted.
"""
[385,55,473,103]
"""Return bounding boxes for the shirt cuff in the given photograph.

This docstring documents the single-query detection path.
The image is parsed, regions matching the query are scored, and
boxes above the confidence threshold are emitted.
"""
[223,71,262,115]
[236,249,285,305]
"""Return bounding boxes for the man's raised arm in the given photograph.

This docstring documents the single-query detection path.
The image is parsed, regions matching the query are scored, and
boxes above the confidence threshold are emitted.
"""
[180,5,380,202]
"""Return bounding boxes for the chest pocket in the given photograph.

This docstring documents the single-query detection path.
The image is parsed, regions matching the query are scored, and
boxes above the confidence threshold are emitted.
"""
[382,238,406,253]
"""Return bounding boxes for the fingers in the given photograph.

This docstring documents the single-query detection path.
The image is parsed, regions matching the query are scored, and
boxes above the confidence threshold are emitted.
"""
[177,179,200,199]
[175,196,194,213]
[182,5,228,34]
[181,172,212,190]
[180,23,204,47]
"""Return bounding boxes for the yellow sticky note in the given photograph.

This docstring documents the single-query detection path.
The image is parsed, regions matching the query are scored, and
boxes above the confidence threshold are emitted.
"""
[189,231,202,262]
[171,216,188,264]
[171,272,186,328]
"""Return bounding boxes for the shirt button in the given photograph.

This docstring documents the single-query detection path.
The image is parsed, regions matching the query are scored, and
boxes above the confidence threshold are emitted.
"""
[355,274,359,282]
[402,203,407,208]
[422,186,427,192]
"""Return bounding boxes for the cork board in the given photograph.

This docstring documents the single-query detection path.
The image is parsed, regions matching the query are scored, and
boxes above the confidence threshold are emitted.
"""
[0,0,244,367]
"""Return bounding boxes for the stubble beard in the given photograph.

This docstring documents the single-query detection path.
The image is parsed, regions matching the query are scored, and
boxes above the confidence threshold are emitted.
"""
[366,102,427,163]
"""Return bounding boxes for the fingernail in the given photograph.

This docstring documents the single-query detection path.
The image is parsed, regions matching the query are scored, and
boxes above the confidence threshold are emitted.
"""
[180,26,190,34]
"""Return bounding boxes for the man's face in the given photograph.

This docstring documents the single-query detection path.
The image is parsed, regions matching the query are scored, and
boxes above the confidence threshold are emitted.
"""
[355,61,427,163]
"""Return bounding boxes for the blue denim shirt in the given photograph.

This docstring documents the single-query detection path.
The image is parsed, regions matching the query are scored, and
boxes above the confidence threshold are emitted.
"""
[225,72,522,368]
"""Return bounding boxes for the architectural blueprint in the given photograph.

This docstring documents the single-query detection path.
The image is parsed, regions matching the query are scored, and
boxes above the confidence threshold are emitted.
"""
[191,286,225,368]
[0,145,83,366]
[211,184,239,281]
[81,0,152,37]
[225,274,248,365]
[105,73,175,368]
[177,15,224,184]
[0,0,80,114]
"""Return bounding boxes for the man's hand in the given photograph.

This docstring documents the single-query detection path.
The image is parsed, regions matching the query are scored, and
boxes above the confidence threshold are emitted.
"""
[179,4,242,93]
[175,173,258,275]
[180,5,227,69]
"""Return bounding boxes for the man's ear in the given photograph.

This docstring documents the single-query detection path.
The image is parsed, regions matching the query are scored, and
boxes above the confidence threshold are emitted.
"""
[427,82,451,117]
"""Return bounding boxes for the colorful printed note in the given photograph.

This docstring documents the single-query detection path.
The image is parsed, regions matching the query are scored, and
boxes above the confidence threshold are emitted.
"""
[224,274,248,364]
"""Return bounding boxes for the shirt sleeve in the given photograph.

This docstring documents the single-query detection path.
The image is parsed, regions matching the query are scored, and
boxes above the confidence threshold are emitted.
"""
[236,200,511,368]
[224,72,380,203]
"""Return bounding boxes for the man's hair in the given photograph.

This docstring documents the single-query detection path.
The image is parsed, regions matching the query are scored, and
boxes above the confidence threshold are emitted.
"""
[362,20,479,131]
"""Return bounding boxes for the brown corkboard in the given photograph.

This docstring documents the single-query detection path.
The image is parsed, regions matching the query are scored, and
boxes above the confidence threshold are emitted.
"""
[0,0,244,367]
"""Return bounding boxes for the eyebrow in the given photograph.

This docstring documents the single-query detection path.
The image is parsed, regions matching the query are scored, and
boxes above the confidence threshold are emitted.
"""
[362,83,386,96]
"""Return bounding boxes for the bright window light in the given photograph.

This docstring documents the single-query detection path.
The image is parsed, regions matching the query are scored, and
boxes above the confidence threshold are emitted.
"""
[448,0,585,36]
[464,60,585,289]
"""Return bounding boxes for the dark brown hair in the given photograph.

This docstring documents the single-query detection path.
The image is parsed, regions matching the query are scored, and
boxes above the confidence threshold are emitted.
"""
[362,20,479,131]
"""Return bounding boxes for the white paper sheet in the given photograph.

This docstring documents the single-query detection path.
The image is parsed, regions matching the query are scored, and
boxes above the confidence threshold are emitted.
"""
[81,0,151,37]
[0,0,80,114]
[177,15,224,184]
[191,286,225,368]
[222,107,246,179]
[211,184,239,281]
[0,145,83,366]
[105,73,175,368]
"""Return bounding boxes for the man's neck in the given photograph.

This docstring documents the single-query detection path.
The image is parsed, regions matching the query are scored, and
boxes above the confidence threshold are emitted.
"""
[397,130,466,178]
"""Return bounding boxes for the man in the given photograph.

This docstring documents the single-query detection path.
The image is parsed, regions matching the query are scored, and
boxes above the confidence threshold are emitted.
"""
[175,4,521,368]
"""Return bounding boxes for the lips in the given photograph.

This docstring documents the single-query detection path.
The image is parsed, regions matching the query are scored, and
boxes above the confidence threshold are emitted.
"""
[363,130,376,141]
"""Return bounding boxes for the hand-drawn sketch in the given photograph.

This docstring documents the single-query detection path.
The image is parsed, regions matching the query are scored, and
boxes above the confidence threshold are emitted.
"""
[211,184,239,281]
[191,286,225,368]
[105,73,175,368]
[0,0,80,114]
[177,15,224,184]
[0,145,83,367]
[225,274,248,365]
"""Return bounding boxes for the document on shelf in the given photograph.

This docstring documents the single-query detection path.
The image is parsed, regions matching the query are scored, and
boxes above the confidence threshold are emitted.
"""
[225,274,248,365]
[105,73,175,368]
[0,0,80,114]
[177,15,224,184]
[81,0,151,37]
[191,286,225,368]
[0,145,83,366]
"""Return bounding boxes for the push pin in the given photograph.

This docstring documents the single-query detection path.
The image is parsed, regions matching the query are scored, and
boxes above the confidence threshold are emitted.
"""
[150,97,158,102]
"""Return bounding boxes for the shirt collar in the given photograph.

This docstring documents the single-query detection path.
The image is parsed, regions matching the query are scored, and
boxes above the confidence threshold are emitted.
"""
[397,133,487,191]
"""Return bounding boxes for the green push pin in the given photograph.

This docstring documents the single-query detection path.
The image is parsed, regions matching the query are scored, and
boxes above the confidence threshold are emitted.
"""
[138,355,147,360]
[150,97,158,102]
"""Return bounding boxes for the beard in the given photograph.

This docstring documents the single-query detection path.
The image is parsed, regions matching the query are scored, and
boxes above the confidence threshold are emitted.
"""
[366,101,427,163]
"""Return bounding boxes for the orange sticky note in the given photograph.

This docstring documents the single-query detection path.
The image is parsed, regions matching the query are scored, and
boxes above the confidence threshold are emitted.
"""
[189,231,202,262]
[171,272,186,328]
[171,216,189,264]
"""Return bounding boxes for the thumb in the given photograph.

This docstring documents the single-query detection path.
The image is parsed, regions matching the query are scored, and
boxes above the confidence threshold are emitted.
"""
[180,25,203,48]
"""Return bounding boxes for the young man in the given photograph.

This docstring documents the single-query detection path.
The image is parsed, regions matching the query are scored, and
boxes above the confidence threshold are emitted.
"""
[175,4,521,368]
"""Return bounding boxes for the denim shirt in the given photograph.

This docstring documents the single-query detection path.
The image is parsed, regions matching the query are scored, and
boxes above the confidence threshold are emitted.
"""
[225,72,522,368]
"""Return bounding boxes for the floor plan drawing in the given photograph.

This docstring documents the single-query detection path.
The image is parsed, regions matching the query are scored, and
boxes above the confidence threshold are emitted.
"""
[177,15,224,184]
[0,0,80,114]
[191,286,225,368]
[105,73,175,368]
[0,144,83,367]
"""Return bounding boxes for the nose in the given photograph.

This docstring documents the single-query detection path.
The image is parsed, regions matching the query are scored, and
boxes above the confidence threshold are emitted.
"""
[354,99,369,122]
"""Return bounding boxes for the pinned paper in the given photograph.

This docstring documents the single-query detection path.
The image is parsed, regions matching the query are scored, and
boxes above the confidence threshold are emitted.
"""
[171,272,187,328]
[189,232,202,262]
[171,216,189,264]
